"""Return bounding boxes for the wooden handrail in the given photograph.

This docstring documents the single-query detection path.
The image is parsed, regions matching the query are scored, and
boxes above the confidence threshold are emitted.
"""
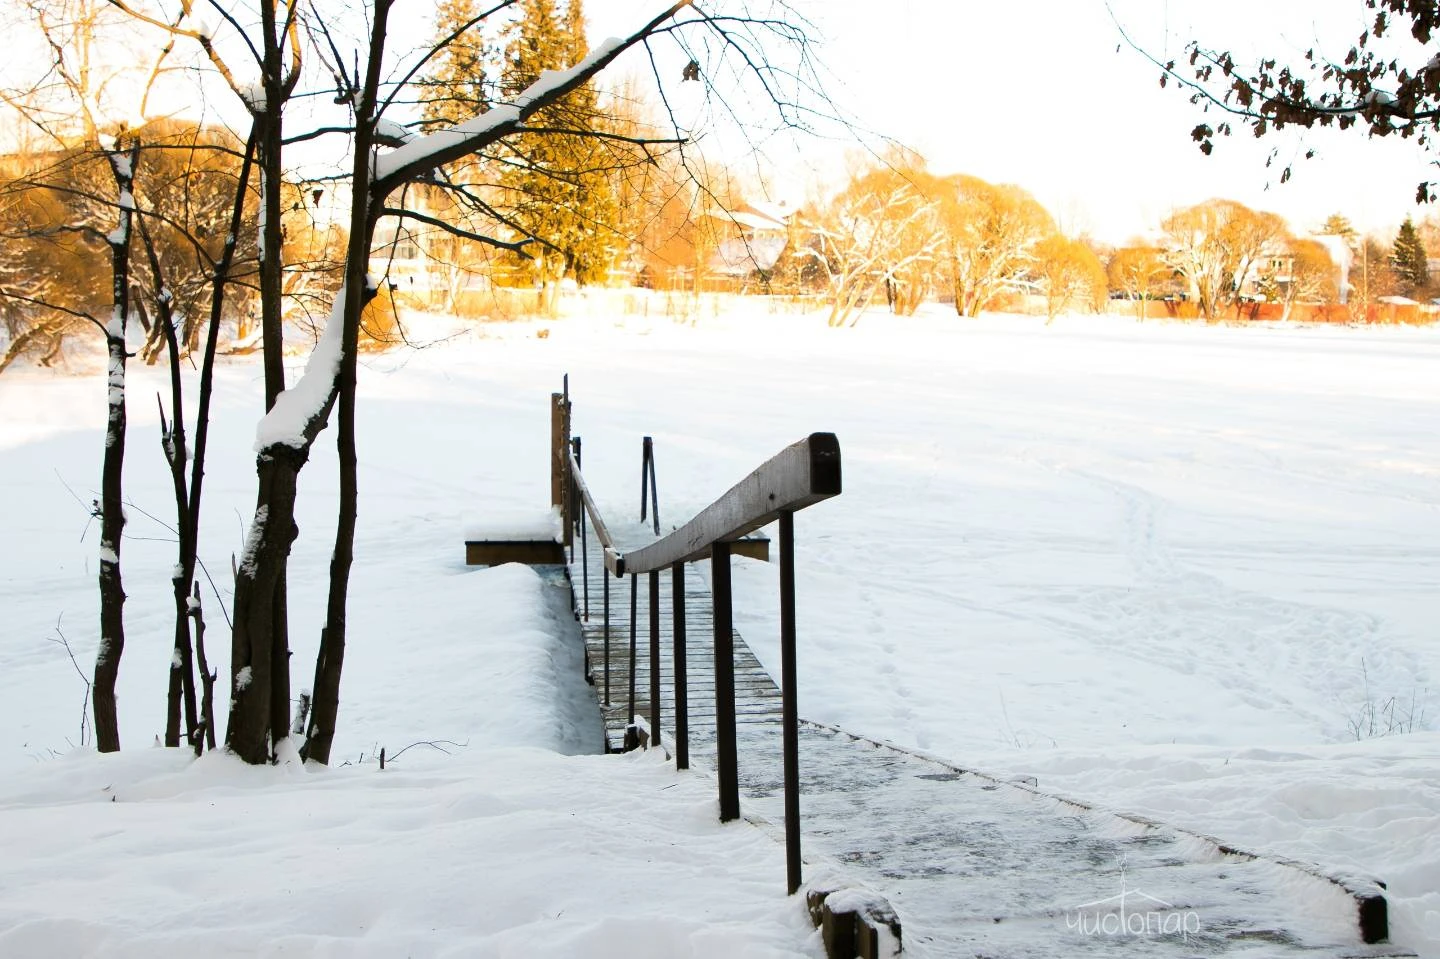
[620,433,841,576]
[569,449,624,576]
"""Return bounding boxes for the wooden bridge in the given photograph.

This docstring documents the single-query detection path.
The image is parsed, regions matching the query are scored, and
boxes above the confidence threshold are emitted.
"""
[469,386,1415,959]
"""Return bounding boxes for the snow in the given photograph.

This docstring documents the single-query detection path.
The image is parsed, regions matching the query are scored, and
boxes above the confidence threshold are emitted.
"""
[253,294,345,451]
[237,504,267,576]
[239,81,267,112]
[257,169,267,260]
[2,303,1438,954]
[374,117,414,145]
[462,506,562,542]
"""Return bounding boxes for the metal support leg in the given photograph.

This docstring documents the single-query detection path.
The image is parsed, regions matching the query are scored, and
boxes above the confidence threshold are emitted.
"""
[712,543,739,822]
[649,569,661,750]
[779,511,801,894]
[579,499,589,621]
[602,571,611,705]
[627,574,637,728]
[672,562,688,770]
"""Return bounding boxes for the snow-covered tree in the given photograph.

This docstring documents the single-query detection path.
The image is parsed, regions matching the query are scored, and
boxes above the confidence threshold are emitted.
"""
[1035,233,1105,322]
[816,161,942,327]
[939,175,1054,317]
[1162,199,1286,320]
[1107,245,1171,319]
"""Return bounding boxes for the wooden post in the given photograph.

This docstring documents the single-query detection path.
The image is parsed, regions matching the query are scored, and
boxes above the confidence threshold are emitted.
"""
[713,542,739,822]
[673,562,689,770]
[550,392,572,548]
[779,511,802,894]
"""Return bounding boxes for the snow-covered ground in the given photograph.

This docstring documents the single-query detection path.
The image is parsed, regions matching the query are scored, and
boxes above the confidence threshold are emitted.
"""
[1,302,1437,955]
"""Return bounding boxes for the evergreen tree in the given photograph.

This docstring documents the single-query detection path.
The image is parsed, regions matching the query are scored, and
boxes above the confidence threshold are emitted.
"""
[1390,216,1429,296]
[498,0,620,295]
[417,0,630,303]
[420,0,498,129]
[1320,213,1358,248]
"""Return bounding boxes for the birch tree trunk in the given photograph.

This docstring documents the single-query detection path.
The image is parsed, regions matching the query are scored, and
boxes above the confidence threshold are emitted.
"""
[93,144,140,754]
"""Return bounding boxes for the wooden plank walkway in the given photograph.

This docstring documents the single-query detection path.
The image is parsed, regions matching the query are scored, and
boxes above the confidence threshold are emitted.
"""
[569,526,783,758]
[565,525,1414,958]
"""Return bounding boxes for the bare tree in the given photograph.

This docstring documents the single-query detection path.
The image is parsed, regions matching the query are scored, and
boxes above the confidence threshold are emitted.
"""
[92,143,140,753]
[815,160,942,327]
[1034,233,1106,323]
[291,0,833,765]
[1277,237,1339,321]
[1161,199,1286,320]
[938,175,1054,317]
[1107,245,1171,320]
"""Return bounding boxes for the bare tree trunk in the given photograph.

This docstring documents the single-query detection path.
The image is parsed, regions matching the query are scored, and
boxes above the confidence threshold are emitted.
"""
[226,442,310,763]
[302,0,392,766]
[93,144,140,754]
[223,8,299,762]
[191,582,217,754]
[134,217,201,749]
[186,127,257,752]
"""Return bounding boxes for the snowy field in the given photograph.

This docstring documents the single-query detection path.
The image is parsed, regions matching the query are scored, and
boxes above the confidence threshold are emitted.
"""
[1,301,1437,956]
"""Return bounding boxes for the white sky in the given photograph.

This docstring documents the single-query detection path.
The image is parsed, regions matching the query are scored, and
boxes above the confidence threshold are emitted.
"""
[10,0,1433,245]
[589,1,1439,244]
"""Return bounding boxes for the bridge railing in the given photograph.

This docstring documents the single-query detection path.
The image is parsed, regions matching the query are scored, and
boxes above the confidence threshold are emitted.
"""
[553,389,842,896]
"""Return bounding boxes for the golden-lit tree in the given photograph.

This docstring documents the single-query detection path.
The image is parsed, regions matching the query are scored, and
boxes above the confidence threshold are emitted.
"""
[1107,245,1172,320]
[937,175,1054,317]
[1278,238,1339,320]
[815,160,943,327]
[1161,199,1286,320]
[1035,233,1106,322]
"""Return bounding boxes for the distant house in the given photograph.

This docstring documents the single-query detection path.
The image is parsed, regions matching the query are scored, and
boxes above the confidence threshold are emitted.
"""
[637,197,807,293]
[705,200,794,281]
[1248,233,1351,304]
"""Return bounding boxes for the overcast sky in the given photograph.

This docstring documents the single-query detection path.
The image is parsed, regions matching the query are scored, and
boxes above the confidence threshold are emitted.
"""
[588,1,1438,244]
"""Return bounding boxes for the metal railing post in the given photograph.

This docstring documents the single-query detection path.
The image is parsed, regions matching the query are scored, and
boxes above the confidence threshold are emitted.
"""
[672,562,689,770]
[649,569,661,750]
[640,436,660,535]
[779,511,802,895]
[602,570,611,705]
[574,437,587,620]
[640,436,652,524]
[712,542,739,822]
[627,574,638,730]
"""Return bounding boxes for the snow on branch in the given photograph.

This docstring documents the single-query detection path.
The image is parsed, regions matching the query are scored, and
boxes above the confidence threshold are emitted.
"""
[252,289,345,451]
[372,2,689,190]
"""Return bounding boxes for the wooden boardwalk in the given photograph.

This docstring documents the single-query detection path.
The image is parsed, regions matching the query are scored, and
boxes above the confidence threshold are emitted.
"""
[565,526,1413,958]
[569,525,783,759]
